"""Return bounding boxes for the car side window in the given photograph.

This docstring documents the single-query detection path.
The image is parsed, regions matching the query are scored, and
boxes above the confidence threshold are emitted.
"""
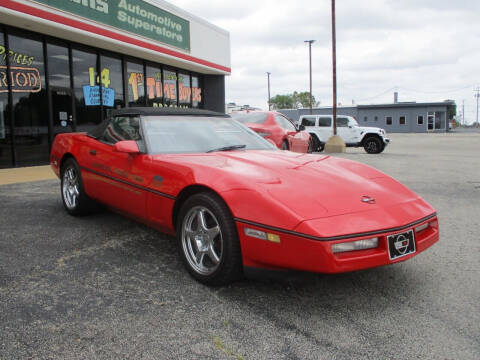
[337,117,349,127]
[301,117,316,127]
[102,116,142,145]
[318,117,331,127]
[275,115,297,132]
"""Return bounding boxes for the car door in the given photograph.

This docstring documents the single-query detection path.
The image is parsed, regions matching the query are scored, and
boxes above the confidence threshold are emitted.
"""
[336,117,356,144]
[275,115,305,151]
[84,115,148,218]
[317,116,332,142]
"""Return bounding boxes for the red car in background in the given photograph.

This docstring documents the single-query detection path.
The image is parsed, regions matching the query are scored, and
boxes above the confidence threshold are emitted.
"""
[231,111,312,153]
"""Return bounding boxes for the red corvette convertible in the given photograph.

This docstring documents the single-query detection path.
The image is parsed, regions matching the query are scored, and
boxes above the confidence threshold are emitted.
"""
[50,108,439,285]
[231,111,312,153]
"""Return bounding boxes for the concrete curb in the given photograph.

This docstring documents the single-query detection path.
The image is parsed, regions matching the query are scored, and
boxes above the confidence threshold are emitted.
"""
[0,165,57,185]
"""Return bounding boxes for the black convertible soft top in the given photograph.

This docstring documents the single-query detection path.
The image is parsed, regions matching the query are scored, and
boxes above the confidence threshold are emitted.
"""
[88,107,230,139]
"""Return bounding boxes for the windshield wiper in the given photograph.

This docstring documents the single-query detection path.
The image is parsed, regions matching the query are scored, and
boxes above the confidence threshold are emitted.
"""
[206,144,246,153]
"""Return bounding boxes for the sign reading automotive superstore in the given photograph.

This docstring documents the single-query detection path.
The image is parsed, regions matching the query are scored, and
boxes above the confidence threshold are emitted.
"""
[33,0,190,51]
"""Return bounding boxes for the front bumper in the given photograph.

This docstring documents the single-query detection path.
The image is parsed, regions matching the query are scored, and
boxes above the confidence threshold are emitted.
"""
[383,137,391,145]
[236,216,439,273]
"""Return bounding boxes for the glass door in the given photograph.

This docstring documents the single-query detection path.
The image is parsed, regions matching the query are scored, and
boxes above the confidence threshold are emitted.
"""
[427,112,435,131]
[50,87,75,136]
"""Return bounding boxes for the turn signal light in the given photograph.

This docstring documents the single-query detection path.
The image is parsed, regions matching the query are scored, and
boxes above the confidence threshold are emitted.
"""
[331,237,378,253]
[244,228,281,243]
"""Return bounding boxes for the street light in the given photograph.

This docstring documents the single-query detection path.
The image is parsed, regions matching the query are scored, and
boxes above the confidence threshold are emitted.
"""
[304,40,315,115]
[267,72,271,110]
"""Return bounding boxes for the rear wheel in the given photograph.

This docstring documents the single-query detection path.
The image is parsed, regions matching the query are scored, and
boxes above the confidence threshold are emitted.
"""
[310,135,324,152]
[363,136,383,154]
[61,158,97,216]
[177,192,243,285]
[307,138,314,153]
[281,140,289,150]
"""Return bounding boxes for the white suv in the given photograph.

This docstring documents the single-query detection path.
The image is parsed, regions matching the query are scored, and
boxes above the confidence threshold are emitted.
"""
[298,115,390,154]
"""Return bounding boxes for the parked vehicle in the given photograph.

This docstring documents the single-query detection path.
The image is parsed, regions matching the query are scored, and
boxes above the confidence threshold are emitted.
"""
[298,114,390,153]
[50,108,438,285]
[231,111,312,153]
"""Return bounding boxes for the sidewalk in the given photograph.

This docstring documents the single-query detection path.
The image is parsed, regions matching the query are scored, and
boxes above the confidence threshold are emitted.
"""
[0,165,57,186]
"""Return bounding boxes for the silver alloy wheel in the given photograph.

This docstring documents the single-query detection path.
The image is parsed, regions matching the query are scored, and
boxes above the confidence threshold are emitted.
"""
[62,166,80,210]
[181,206,223,275]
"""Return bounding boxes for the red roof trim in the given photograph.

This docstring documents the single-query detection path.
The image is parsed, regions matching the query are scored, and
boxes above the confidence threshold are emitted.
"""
[1,0,231,73]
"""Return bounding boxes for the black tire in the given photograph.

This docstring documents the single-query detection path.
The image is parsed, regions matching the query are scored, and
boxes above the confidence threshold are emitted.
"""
[176,192,243,286]
[281,140,289,150]
[307,138,314,153]
[317,144,325,152]
[363,136,383,154]
[60,158,97,216]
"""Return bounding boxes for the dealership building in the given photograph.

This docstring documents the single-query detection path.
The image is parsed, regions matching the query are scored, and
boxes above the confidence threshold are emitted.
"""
[279,99,456,133]
[0,0,230,168]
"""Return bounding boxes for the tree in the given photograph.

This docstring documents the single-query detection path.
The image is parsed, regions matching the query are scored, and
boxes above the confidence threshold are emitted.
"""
[270,92,320,110]
[292,91,320,109]
[270,94,294,109]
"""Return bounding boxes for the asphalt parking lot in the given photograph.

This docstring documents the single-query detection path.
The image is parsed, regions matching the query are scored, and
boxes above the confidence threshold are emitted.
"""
[1,132,479,359]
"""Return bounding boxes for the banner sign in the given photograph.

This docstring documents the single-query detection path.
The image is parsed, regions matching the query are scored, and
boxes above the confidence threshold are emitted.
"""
[83,85,115,106]
[34,0,190,51]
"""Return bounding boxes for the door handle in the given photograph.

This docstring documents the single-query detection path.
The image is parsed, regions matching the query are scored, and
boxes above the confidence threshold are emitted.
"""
[90,150,97,156]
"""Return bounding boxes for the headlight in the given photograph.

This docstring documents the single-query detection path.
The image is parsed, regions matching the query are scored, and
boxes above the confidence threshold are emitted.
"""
[415,223,429,233]
[331,237,378,253]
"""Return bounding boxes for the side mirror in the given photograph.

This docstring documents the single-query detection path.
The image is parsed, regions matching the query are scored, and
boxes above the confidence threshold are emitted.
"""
[298,124,306,131]
[113,140,140,154]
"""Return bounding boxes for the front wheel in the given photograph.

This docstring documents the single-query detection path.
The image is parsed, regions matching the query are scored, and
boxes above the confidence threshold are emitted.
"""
[363,136,383,154]
[177,192,243,285]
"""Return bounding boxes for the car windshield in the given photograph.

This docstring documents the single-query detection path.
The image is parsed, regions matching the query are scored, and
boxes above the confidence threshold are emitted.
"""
[142,116,275,154]
[230,112,268,124]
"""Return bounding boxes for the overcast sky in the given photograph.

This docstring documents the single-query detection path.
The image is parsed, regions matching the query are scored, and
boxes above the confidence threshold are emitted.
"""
[175,0,480,124]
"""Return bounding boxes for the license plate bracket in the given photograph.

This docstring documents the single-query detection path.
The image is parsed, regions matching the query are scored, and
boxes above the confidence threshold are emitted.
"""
[388,229,416,260]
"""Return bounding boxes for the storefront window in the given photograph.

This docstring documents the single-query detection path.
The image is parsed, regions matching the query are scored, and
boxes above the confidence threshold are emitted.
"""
[9,32,48,166]
[0,30,13,168]
[146,65,163,107]
[163,69,177,107]
[47,43,70,88]
[72,48,101,133]
[178,72,191,108]
[101,55,124,115]
[192,75,202,108]
[127,61,145,107]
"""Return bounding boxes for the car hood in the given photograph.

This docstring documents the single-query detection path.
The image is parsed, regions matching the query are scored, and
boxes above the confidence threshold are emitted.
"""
[155,150,430,228]
[357,126,386,135]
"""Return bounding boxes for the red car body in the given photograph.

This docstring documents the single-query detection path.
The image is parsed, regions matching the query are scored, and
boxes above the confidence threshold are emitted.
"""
[231,111,311,153]
[50,108,439,283]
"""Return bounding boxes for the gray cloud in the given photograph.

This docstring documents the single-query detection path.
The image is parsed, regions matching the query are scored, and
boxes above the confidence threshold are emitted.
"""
[176,0,480,123]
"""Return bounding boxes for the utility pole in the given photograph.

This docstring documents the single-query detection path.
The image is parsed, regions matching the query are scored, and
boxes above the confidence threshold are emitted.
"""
[267,72,271,111]
[304,40,315,115]
[331,0,337,135]
[324,0,345,153]
[475,87,480,126]
[462,99,465,126]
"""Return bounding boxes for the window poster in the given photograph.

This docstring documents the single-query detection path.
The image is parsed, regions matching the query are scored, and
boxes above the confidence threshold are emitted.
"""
[83,66,115,106]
